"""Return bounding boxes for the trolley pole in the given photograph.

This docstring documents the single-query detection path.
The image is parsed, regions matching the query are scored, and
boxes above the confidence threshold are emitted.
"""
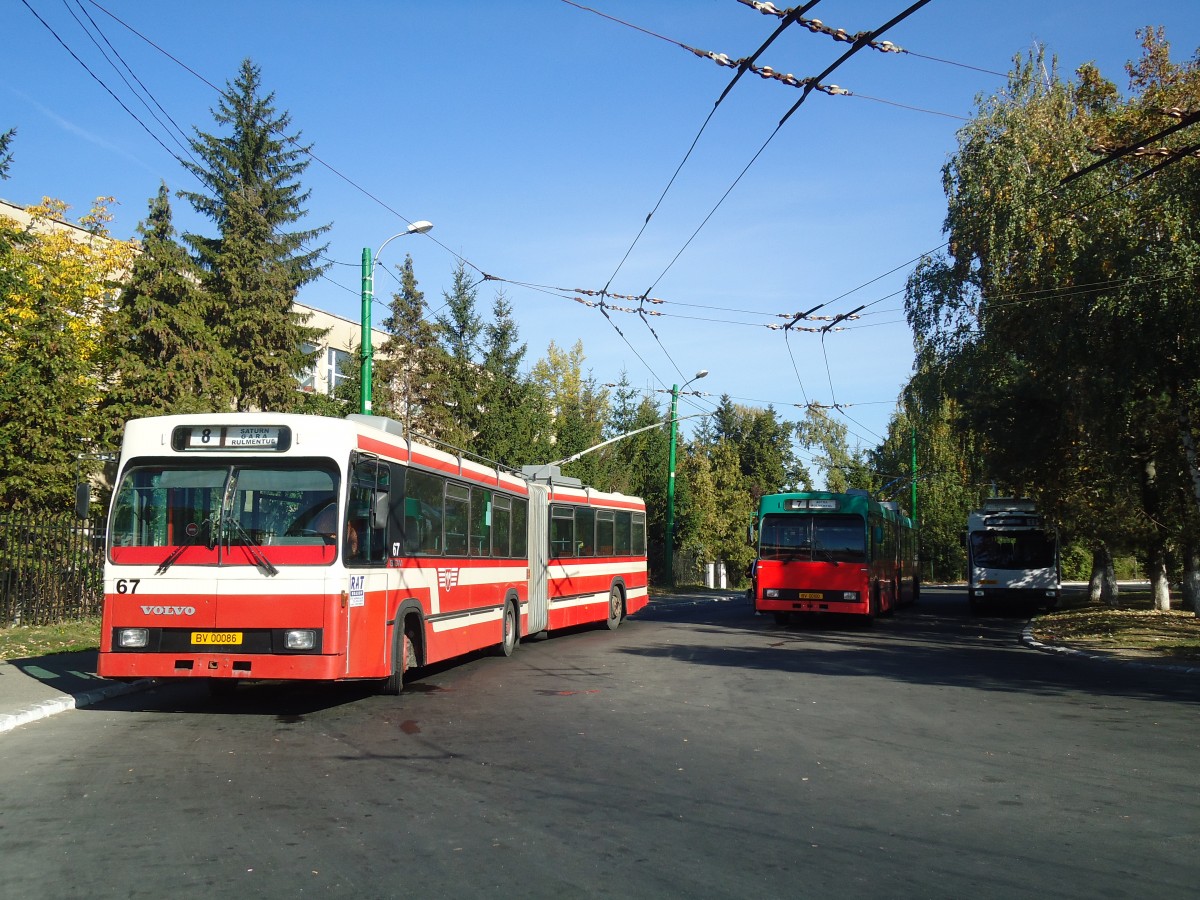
[360,247,374,414]
[665,383,681,585]
[664,369,707,586]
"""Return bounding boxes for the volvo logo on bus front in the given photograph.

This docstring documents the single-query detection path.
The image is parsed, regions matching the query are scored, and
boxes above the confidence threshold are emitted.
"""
[140,605,196,616]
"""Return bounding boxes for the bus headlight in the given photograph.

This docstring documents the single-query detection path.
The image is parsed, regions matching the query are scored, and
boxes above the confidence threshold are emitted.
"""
[118,628,149,648]
[843,592,857,601]
[764,589,780,598]
[284,630,316,651]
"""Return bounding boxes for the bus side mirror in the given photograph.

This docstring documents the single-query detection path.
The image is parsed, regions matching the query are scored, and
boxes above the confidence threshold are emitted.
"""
[74,483,91,519]
[372,492,389,530]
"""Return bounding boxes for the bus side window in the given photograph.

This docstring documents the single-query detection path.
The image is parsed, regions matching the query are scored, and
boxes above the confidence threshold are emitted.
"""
[403,468,444,555]
[595,509,614,556]
[512,498,528,559]
[470,488,491,557]
[444,483,470,556]
[348,458,389,565]
[491,494,512,558]
[615,511,632,556]
[576,506,595,556]
[632,512,646,557]
[550,506,574,557]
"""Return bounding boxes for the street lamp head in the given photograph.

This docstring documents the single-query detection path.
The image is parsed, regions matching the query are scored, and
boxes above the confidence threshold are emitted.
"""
[694,369,708,380]
[407,220,434,235]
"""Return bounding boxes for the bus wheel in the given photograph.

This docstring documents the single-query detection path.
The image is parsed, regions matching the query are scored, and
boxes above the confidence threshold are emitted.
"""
[605,585,624,631]
[381,630,413,695]
[495,599,519,657]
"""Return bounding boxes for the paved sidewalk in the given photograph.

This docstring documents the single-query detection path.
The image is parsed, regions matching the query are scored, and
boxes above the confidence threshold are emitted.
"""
[0,650,151,735]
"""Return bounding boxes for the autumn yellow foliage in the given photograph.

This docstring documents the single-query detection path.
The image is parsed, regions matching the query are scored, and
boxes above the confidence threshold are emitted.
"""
[1,197,138,384]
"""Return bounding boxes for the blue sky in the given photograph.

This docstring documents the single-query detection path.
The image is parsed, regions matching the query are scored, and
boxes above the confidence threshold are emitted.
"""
[4,0,1199,472]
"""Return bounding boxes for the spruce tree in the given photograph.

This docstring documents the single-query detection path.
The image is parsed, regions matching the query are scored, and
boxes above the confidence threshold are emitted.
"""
[99,184,234,448]
[179,58,328,412]
[433,261,484,449]
[0,127,14,180]
[375,253,453,438]
[473,290,551,468]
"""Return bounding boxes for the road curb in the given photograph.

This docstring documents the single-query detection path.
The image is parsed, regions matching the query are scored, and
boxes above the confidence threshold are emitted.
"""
[1021,623,1200,675]
[0,678,155,736]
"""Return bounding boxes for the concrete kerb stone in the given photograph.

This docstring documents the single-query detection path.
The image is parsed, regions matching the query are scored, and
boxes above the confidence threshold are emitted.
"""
[1021,622,1200,675]
[0,678,154,736]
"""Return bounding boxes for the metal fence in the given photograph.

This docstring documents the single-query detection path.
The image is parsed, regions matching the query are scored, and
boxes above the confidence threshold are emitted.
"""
[0,509,105,626]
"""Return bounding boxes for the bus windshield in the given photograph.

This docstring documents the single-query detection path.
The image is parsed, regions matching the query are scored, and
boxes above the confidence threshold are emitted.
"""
[759,513,866,563]
[970,531,1057,569]
[109,462,340,566]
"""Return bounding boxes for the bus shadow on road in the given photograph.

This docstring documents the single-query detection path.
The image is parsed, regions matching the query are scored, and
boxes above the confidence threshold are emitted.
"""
[618,603,1200,706]
[97,678,386,719]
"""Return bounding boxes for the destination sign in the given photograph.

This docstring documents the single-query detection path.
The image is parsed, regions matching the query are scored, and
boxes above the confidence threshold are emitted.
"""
[173,425,292,452]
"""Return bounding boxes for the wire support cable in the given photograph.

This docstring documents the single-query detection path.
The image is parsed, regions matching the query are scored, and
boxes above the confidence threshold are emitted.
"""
[639,0,933,299]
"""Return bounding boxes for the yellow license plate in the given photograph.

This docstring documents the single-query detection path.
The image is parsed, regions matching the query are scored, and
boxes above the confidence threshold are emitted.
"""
[191,631,243,646]
[796,592,824,600]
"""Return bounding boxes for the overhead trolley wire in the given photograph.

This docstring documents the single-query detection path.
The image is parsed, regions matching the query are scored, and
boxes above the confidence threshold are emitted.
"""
[640,1,933,300]
[63,0,196,162]
[21,0,189,166]
[556,0,822,297]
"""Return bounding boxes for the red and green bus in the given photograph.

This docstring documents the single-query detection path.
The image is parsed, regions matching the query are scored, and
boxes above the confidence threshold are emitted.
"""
[749,490,918,624]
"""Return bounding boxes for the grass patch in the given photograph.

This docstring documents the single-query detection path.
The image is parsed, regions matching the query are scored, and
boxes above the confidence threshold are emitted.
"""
[0,618,101,661]
[1032,592,1200,660]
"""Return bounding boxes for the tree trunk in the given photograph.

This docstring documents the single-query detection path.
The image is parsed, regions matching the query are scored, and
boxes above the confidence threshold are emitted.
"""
[1182,538,1200,615]
[1089,544,1119,606]
[1148,546,1171,611]
[1139,455,1170,610]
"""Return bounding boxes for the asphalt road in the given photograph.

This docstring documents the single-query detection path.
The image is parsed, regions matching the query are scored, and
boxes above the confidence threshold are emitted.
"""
[1,587,1197,899]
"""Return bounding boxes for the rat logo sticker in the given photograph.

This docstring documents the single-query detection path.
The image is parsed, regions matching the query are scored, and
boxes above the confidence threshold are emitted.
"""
[437,569,460,593]
[349,575,365,608]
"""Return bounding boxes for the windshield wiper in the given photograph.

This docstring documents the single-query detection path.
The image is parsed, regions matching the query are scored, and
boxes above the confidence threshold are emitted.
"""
[222,514,279,577]
[814,546,840,566]
[155,518,214,575]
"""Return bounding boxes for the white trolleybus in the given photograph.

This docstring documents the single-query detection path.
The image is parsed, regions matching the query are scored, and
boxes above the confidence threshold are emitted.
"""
[966,498,1060,614]
[98,413,649,693]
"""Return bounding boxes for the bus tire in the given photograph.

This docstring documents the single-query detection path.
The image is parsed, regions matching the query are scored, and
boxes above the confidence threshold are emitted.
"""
[605,584,624,631]
[381,629,413,695]
[495,598,519,657]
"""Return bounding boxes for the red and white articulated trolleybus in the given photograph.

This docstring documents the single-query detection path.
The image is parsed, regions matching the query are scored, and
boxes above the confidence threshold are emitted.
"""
[749,489,918,625]
[98,413,648,693]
